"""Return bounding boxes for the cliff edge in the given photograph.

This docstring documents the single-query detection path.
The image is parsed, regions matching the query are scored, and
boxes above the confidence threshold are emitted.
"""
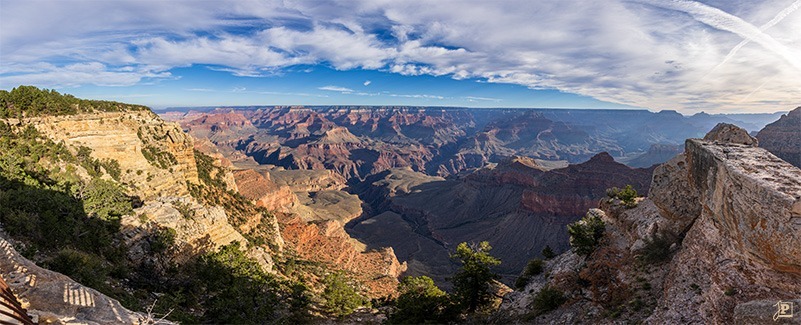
[500,123,801,324]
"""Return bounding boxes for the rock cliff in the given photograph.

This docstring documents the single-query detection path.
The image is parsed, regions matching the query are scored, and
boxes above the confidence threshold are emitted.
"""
[500,124,801,324]
[23,111,198,199]
[757,106,801,168]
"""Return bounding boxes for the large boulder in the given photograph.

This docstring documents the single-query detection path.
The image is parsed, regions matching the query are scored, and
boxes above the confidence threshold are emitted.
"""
[703,123,758,146]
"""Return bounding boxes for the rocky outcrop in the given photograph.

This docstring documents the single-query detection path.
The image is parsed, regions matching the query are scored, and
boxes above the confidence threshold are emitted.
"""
[233,169,297,211]
[649,137,801,324]
[278,214,407,298]
[0,233,151,324]
[757,107,801,168]
[500,124,801,324]
[121,197,276,272]
[25,111,198,199]
[269,169,347,192]
[703,122,758,146]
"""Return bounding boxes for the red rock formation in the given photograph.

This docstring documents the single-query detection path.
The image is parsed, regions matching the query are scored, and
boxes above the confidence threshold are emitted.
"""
[757,107,801,168]
[278,213,406,298]
[232,169,297,211]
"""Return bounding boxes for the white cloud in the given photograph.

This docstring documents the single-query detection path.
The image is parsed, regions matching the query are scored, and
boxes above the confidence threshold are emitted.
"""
[363,80,371,86]
[465,96,502,102]
[389,93,445,100]
[318,85,354,92]
[2,0,800,112]
[0,62,171,88]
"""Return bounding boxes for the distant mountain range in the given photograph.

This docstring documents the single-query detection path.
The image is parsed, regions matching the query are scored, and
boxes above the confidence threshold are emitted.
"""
[163,106,786,179]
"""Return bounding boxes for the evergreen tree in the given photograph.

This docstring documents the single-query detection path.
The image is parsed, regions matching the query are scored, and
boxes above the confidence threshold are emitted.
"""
[322,271,366,317]
[451,241,501,313]
[390,276,456,324]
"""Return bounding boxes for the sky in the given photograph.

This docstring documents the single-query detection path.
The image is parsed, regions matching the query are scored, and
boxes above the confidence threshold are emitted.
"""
[0,0,799,113]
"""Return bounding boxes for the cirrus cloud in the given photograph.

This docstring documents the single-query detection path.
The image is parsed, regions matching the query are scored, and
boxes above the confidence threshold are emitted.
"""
[1,0,799,112]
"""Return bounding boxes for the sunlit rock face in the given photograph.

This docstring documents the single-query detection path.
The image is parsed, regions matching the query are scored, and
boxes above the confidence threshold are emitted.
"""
[0,235,150,324]
[757,107,801,169]
[650,132,801,324]
[27,111,199,199]
[499,124,801,324]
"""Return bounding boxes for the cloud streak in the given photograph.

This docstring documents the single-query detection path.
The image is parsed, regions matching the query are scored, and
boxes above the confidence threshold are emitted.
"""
[1,0,800,112]
[318,85,354,92]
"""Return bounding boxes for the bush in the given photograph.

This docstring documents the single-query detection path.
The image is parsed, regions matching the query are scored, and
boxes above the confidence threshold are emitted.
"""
[45,249,108,289]
[322,271,367,317]
[541,245,556,259]
[100,158,122,181]
[531,286,566,315]
[141,146,177,169]
[567,211,605,256]
[149,227,177,255]
[195,242,282,324]
[172,201,194,219]
[639,233,673,264]
[194,149,227,189]
[83,178,132,221]
[607,185,638,208]
[390,276,456,324]
[515,259,545,289]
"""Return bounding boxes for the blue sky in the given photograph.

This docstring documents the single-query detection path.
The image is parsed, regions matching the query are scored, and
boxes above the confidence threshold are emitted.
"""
[59,65,620,109]
[1,0,800,113]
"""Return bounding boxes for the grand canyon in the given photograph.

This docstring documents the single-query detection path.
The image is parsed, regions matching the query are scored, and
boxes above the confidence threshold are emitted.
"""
[3,0,801,324]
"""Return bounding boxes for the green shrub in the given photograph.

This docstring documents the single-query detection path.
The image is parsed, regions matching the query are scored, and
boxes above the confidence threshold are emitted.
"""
[100,158,122,181]
[607,185,639,208]
[567,211,606,256]
[515,259,545,289]
[531,286,566,315]
[149,227,177,255]
[541,245,556,259]
[172,201,194,219]
[83,178,132,221]
[141,146,177,169]
[390,276,456,324]
[192,243,281,323]
[194,149,227,189]
[45,249,108,289]
[76,146,102,178]
[639,233,673,264]
[322,271,367,317]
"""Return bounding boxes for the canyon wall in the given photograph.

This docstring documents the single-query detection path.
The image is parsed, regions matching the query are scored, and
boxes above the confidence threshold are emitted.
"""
[757,106,801,168]
[500,124,801,324]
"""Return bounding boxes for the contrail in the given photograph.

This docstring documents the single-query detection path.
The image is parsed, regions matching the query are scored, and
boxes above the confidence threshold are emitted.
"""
[711,0,801,75]
[738,76,775,103]
[637,0,801,72]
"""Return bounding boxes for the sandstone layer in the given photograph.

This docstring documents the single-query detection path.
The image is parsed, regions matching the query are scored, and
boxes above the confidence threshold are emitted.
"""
[22,111,199,199]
